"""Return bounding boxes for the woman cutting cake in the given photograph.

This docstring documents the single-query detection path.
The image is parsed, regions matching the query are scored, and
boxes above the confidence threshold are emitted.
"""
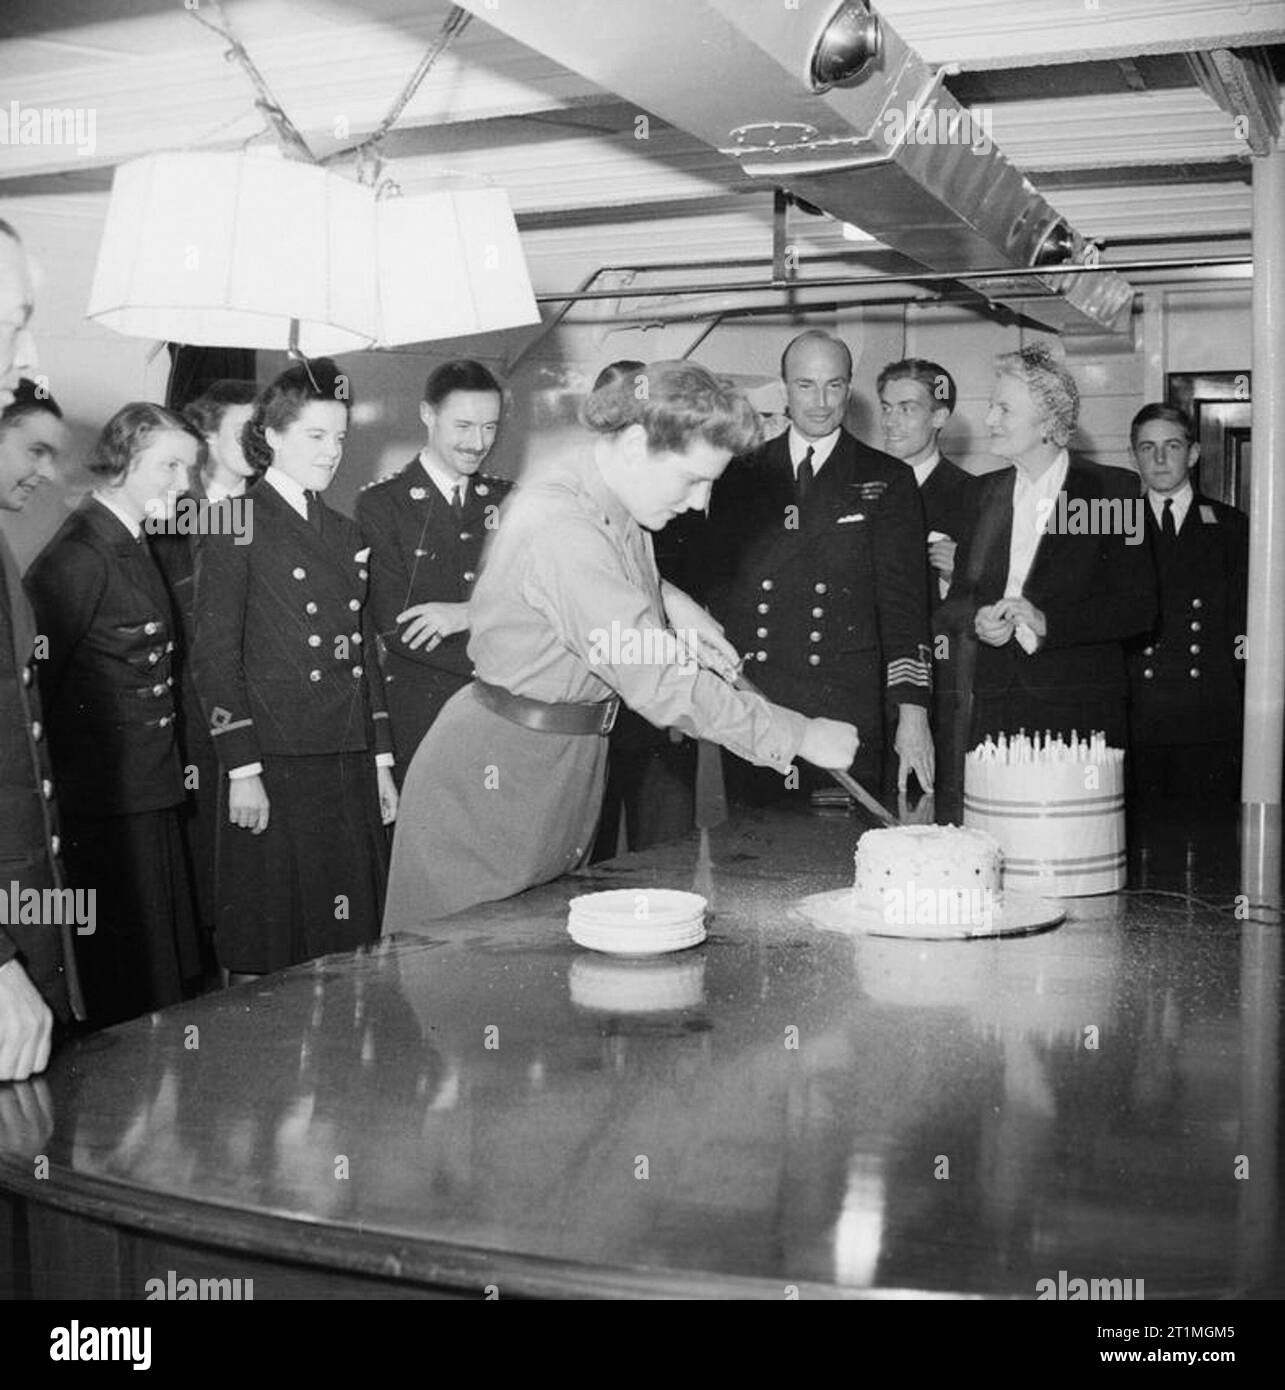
[383,362,858,928]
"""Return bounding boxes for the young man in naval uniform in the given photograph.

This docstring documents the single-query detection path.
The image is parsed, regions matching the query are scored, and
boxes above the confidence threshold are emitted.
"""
[877,358,977,602]
[356,361,512,779]
[1126,402,1248,802]
[878,357,979,816]
[0,221,83,1081]
[704,330,934,803]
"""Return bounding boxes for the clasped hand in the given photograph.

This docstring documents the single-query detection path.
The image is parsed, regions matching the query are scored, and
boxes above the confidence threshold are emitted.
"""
[975,597,1046,647]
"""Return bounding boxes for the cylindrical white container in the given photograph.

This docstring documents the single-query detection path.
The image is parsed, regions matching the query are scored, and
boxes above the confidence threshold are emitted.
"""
[963,754,1126,897]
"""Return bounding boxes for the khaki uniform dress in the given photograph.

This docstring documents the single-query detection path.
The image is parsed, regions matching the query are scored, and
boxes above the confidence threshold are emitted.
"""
[383,451,808,928]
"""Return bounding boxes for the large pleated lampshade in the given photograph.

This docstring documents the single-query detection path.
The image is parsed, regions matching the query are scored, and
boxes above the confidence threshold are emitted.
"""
[376,186,538,345]
[88,151,376,355]
[88,151,539,352]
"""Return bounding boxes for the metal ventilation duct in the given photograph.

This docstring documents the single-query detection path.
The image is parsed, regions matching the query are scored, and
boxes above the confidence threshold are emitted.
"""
[455,0,1134,335]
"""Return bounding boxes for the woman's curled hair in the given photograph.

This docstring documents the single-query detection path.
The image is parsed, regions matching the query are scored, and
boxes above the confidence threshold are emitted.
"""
[241,357,351,474]
[582,361,762,457]
[89,402,201,480]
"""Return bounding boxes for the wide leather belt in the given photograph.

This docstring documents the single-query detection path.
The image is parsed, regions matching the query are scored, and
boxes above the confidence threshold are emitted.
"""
[474,680,619,736]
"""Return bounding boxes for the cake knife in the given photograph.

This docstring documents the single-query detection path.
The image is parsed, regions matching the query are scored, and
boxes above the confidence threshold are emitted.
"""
[731,668,901,827]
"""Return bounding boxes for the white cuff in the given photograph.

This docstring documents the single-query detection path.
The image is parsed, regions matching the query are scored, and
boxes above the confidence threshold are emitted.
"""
[228,763,263,779]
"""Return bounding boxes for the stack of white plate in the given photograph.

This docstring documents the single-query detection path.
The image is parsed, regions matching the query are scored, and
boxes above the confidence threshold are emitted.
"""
[566,888,706,955]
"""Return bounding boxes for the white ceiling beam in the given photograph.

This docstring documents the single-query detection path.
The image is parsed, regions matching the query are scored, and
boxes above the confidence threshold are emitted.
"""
[0,12,607,181]
[875,0,1285,71]
[989,90,1261,170]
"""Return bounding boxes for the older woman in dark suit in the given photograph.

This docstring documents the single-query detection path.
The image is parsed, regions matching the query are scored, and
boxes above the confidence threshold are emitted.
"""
[25,403,204,1027]
[935,345,1156,813]
[191,359,397,980]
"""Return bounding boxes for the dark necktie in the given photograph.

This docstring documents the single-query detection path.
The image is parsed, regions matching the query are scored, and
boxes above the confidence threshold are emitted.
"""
[795,447,814,505]
[1161,497,1176,542]
[305,490,323,533]
[452,480,466,519]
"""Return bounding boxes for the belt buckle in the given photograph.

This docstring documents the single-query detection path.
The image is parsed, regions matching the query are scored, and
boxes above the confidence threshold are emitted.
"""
[599,697,620,736]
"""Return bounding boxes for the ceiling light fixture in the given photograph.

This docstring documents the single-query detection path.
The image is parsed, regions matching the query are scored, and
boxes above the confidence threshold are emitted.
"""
[810,1,883,93]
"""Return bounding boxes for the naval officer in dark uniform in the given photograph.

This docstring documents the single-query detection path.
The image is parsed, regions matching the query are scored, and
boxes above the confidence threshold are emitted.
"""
[877,358,978,602]
[0,368,84,1077]
[704,330,935,800]
[877,357,979,816]
[1125,403,1248,802]
[356,360,512,778]
[192,359,397,978]
[151,379,258,959]
[26,403,204,1028]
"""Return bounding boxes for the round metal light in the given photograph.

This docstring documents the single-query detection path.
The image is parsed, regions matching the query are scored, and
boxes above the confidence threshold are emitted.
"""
[810,2,882,93]
[1031,220,1076,268]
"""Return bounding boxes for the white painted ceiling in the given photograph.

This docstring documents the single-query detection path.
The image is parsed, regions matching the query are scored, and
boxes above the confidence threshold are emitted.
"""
[1,0,1281,297]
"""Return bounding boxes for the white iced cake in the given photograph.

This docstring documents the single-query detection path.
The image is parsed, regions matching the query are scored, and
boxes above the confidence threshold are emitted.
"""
[853,825,1003,929]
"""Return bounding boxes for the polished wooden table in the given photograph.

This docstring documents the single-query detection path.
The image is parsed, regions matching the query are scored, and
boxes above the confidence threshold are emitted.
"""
[1,802,1280,1299]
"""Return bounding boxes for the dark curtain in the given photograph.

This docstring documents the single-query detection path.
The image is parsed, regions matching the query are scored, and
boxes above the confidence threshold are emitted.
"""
[165,344,257,413]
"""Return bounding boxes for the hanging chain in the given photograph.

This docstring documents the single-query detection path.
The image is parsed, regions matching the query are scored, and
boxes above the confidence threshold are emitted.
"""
[188,0,317,162]
[326,5,473,186]
[188,1,472,179]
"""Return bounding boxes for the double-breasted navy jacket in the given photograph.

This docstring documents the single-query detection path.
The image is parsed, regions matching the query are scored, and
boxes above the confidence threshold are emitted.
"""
[355,460,511,762]
[1126,493,1247,746]
[191,480,393,772]
[704,428,932,736]
[25,497,184,818]
[0,531,81,1017]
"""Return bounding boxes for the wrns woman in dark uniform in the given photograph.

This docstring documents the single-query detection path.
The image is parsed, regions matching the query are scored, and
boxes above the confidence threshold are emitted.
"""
[384,361,858,928]
[25,403,203,1027]
[191,359,398,979]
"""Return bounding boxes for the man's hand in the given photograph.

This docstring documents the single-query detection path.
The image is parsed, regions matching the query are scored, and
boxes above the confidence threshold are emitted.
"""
[661,582,741,681]
[229,774,270,834]
[0,1075,54,1148]
[927,533,957,582]
[895,703,935,793]
[0,959,53,1082]
[975,602,1015,648]
[799,717,859,771]
[376,764,399,826]
[992,596,1047,641]
[396,601,469,653]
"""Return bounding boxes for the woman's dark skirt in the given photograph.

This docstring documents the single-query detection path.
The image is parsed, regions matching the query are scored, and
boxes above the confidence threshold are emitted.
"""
[383,684,608,931]
[61,807,201,1029]
[214,751,388,974]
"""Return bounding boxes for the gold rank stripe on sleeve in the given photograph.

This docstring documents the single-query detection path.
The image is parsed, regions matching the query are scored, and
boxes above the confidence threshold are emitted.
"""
[886,657,932,688]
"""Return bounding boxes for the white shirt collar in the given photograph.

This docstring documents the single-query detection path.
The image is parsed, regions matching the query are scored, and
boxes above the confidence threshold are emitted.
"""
[204,476,243,504]
[419,449,467,503]
[1013,448,1070,501]
[92,490,142,540]
[1148,480,1194,530]
[911,447,942,487]
[262,465,309,520]
[788,425,841,475]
